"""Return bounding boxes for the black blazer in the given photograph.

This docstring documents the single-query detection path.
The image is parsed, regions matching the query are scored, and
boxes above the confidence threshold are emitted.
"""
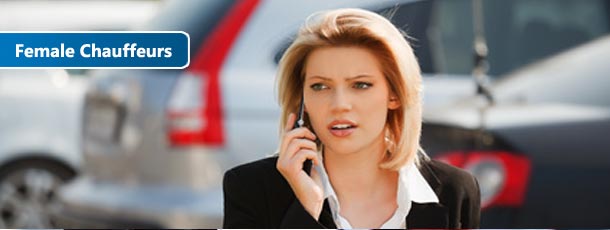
[223,156,481,229]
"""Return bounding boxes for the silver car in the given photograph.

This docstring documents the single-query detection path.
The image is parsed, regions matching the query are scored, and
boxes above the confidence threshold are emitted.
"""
[0,69,85,228]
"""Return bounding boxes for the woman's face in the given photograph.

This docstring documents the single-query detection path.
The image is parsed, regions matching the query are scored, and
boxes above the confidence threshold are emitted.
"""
[303,46,399,156]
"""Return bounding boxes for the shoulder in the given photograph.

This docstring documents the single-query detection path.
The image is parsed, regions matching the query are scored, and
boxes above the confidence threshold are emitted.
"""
[424,159,477,184]
[420,158,480,199]
[225,156,280,178]
[419,159,481,228]
[224,156,285,192]
[227,156,277,173]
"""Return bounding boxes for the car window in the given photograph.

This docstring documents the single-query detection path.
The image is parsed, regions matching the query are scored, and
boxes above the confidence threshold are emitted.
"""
[374,0,474,76]
[379,0,437,75]
[484,0,610,77]
[386,0,610,77]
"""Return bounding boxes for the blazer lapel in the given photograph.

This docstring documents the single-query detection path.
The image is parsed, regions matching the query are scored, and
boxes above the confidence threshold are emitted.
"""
[280,198,336,228]
[405,159,449,229]
[406,202,449,229]
[318,199,337,228]
[418,158,443,195]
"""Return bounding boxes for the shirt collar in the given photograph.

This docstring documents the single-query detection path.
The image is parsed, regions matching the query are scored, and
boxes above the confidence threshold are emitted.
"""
[314,151,439,209]
[401,161,440,203]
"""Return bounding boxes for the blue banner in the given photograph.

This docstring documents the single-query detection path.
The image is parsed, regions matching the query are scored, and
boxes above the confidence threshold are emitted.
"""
[0,32,189,69]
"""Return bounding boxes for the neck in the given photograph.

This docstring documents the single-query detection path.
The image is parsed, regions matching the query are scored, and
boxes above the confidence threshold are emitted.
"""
[323,136,397,201]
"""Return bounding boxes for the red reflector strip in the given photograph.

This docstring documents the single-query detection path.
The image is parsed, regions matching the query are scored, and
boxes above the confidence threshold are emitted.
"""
[175,0,261,146]
[169,131,205,146]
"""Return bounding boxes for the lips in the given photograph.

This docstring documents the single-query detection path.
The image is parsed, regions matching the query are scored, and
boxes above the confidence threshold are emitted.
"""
[328,120,357,137]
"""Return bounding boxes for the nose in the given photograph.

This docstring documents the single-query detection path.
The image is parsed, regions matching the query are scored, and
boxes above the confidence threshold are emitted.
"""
[330,87,352,114]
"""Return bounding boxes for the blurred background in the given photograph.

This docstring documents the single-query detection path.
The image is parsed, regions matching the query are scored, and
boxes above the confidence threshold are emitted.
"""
[0,0,609,228]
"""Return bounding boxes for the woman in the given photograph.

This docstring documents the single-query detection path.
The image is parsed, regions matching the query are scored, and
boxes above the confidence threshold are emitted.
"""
[223,8,480,229]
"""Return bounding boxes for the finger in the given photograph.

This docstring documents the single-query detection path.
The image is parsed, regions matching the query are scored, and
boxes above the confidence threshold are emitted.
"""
[292,149,320,171]
[280,127,316,158]
[280,113,295,153]
[284,113,296,132]
[285,127,317,141]
[279,113,297,154]
[282,139,317,165]
[277,140,317,174]
[284,138,318,159]
[311,153,321,166]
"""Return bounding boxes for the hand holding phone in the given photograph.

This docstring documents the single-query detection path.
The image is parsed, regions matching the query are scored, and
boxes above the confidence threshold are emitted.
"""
[276,96,324,219]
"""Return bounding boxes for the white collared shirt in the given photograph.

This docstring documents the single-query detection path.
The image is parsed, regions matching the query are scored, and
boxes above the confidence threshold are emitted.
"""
[314,153,439,229]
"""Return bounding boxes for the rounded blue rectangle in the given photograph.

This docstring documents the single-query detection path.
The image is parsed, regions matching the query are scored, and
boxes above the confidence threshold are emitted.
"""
[0,32,190,69]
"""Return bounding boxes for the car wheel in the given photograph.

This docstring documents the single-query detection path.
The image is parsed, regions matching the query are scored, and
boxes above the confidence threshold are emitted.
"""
[0,160,75,228]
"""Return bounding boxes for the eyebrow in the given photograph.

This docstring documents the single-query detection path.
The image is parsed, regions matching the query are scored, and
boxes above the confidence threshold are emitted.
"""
[307,74,374,81]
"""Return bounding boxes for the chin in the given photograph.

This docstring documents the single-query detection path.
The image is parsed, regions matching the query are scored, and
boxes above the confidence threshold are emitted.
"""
[323,140,363,155]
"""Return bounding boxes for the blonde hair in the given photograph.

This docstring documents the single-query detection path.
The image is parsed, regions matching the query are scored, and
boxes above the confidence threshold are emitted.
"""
[276,8,424,170]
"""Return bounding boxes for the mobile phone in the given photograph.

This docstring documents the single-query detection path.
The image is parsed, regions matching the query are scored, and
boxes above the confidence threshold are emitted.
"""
[293,95,313,175]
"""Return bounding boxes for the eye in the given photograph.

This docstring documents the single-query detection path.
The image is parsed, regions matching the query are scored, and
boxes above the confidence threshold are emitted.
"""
[310,83,329,91]
[353,81,372,89]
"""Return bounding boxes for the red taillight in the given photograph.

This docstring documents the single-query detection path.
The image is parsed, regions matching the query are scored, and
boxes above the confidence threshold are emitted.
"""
[166,0,261,147]
[435,151,531,209]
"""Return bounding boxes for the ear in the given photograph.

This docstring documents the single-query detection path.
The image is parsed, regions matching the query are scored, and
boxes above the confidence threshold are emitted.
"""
[388,95,400,110]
